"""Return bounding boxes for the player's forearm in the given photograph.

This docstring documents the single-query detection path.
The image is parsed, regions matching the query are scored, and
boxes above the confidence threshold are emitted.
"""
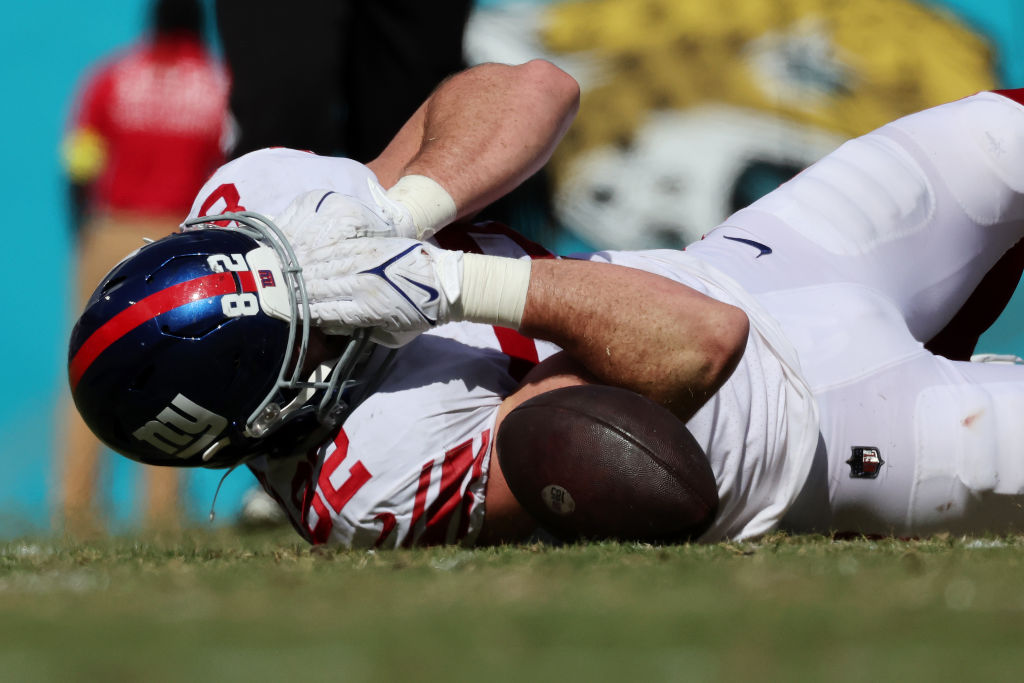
[517,260,749,421]
[372,60,580,221]
[304,240,746,421]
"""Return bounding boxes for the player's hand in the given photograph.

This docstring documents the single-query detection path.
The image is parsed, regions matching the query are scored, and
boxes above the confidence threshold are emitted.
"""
[275,187,416,260]
[364,179,419,239]
[302,237,464,347]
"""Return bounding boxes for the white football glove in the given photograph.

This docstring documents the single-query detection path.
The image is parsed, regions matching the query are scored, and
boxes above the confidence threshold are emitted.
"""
[366,179,420,239]
[302,237,464,347]
[274,185,417,260]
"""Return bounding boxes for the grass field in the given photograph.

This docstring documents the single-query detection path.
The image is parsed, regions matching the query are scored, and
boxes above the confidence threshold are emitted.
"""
[3,529,1024,682]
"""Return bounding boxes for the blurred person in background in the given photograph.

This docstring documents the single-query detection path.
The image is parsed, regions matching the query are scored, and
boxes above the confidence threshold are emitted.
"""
[215,0,554,241]
[214,0,473,162]
[60,0,231,537]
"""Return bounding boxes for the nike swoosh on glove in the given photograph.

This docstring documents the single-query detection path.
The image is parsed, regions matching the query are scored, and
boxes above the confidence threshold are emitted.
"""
[302,237,463,348]
[275,186,416,263]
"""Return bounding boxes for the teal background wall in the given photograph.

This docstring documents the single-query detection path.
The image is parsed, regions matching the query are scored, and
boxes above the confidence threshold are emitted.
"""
[0,0,1022,536]
[0,1,247,533]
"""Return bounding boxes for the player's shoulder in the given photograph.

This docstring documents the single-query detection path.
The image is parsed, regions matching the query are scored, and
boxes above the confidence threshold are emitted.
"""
[345,331,525,444]
[305,336,508,546]
[187,148,379,219]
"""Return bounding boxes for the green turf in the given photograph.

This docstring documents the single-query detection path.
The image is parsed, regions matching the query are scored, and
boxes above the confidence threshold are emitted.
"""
[2,529,1023,682]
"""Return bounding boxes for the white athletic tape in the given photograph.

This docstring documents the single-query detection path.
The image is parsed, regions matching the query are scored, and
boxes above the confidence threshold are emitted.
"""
[386,175,457,241]
[455,253,532,328]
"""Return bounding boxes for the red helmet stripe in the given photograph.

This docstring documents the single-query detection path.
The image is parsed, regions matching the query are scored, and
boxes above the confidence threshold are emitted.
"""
[237,269,257,292]
[69,272,238,390]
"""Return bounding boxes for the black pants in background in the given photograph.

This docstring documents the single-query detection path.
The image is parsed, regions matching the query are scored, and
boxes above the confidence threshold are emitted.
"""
[215,0,473,162]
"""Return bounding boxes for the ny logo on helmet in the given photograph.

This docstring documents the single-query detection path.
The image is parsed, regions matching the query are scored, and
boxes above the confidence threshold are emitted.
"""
[133,394,229,459]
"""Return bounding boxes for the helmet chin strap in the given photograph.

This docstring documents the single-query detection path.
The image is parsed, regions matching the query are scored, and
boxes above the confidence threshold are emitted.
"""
[207,450,265,522]
[208,462,240,522]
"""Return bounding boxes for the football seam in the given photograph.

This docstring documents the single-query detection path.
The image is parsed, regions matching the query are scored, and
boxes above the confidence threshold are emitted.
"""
[539,404,717,515]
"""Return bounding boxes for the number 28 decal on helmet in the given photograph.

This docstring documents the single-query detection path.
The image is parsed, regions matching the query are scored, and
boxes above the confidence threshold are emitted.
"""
[68,212,387,469]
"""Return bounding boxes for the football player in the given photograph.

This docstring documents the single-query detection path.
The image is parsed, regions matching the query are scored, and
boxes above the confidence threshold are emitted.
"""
[70,59,1024,545]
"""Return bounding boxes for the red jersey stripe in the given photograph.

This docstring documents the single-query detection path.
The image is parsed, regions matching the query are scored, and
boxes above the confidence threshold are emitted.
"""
[993,89,1024,107]
[68,271,238,390]
[494,326,539,382]
[417,438,479,546]
[432,222,547,380]
[457,430,490,541]
[404,460,436,548]
[493,326,539,364]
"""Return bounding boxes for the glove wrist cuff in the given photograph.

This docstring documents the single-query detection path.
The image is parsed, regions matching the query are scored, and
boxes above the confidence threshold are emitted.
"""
[386,175,457,240]
[455,253,532,328]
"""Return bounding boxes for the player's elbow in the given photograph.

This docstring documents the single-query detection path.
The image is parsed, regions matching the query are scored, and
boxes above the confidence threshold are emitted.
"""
[697,303,749,393]
[655,303,748,420]
[518,59,581,121]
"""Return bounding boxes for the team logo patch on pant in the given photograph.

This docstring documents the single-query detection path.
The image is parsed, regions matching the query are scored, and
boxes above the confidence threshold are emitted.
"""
[847,446,884,479]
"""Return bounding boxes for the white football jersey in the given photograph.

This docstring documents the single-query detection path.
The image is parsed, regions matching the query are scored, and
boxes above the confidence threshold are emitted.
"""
[186,149,819,546]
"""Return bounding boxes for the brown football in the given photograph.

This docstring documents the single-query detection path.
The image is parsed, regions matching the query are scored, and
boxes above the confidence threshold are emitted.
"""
[496,384,719,543]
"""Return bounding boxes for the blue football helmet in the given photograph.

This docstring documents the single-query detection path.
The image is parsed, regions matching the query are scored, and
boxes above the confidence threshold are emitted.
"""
[68,212,388,469]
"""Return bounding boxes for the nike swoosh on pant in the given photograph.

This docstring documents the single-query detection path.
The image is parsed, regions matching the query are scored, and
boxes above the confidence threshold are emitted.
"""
[723,235,772,257]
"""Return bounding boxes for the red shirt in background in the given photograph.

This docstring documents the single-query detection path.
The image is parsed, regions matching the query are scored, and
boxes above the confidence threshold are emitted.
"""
[67,35,230,215]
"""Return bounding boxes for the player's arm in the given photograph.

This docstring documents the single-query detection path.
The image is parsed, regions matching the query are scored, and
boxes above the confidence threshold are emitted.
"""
[518,258,749,420]
[305,242,749,419]
[62,71,109,235]
[367,60,580,236]
[301,239,748,543]
[273,61,577,247]
[482,259,749,544]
